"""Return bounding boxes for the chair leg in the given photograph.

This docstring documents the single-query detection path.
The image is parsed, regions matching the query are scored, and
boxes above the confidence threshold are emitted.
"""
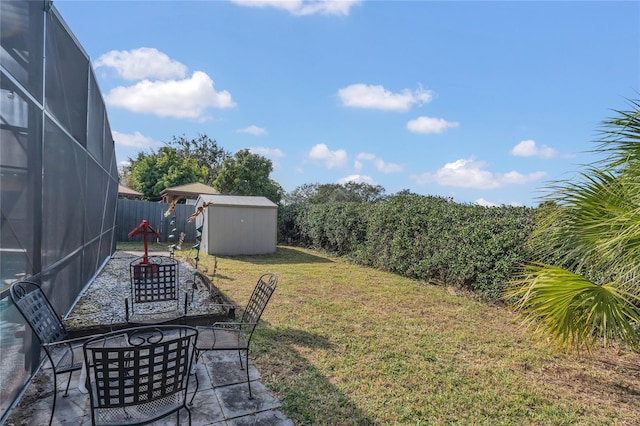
[189,351,200,406]
[63,371,73,396]
[245,350,252,399]
[237,350,243,369]
[185,405,192,426]
[49,373,57,426]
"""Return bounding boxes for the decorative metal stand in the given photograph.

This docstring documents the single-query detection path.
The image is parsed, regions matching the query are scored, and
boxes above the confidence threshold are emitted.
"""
[168,214,177,258]
[127,220,160,265]
[192,225,203,269]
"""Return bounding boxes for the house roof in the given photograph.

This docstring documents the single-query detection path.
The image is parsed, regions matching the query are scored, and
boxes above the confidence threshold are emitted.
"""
[160,182,219,196]
[118,184,143,196]
[197,194,277,208]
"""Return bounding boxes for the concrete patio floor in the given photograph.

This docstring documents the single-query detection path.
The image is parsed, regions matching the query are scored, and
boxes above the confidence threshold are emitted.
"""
[7,350,292,425]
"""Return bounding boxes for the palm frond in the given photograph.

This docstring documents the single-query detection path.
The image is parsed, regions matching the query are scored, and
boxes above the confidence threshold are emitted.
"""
[508,99,640,352]
[531,163,640,292]
[592,98,640,169]
[506,263,640,352]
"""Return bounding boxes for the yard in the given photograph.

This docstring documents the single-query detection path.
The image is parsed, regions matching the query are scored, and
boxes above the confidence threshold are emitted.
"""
[134,242,640,424]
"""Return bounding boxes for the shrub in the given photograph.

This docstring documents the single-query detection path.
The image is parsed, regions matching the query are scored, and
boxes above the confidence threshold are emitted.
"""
[280,191,536,300]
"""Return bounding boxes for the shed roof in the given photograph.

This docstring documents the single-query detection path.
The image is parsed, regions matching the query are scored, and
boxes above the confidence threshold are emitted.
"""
[197,194,277,208]
[160,182,219,203]
[160,182,219,196]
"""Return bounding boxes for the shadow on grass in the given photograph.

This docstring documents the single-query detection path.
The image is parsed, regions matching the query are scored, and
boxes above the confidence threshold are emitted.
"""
[220,246,334,265]
[214,274,234,282]
[252,325,374,425]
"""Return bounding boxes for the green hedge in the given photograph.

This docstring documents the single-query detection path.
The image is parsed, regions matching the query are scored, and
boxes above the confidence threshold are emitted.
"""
[278,192,536,300]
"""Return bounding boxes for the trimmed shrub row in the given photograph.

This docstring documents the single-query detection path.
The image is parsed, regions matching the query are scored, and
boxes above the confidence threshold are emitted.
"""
[278,191,536,300]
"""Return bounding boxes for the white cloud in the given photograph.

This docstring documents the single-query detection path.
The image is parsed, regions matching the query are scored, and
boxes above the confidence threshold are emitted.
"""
[475,198,497,207]
[337,174,375,185]
[237,125,267,136]
[476,198,524,207]
[118,160,131,172]
[501,170,547,184]
[375,159,403,174]
[105,71,235,119]
[433,158,500,189]
[95,48,187,81]
[407,116,459,134]
[510,139,558,159]
[308,143,348,169]
[356,152,403,174]
[112,130,161,149]
[231,0,361,16]
[337,84,432,111]
[410,157,546,190]
[249,146,285,158]
[96,48,235,120]
[355,152,376,161]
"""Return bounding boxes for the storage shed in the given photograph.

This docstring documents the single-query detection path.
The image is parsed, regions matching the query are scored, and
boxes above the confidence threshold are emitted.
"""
[195,194,278,256]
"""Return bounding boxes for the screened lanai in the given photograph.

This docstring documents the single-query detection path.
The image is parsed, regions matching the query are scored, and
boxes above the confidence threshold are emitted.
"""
[0,1,118,420]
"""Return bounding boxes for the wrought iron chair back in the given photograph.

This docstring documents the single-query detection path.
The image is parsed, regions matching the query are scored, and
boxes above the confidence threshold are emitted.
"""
[126,255,187,324]
[10,280,90,426]
[194,272,277,400]
[83,325,198,426]
[240,272,279,343]
[10,280,68,344]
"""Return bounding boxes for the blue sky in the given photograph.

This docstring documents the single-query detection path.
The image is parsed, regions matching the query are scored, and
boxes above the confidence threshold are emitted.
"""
[55,0,639,206]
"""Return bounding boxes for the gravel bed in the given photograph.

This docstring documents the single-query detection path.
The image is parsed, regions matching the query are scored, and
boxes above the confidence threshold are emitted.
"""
[65,250,230,332]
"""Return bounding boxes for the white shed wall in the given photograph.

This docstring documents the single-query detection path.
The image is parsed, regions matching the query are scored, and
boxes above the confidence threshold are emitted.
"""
[204,205,277,255]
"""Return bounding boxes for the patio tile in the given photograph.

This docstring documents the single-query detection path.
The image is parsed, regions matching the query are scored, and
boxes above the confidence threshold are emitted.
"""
[215,381,281,420]
[190,362,214,393]
[20,407,51,426]
[51,390,90,421]
[141,411,194,426]
[204,359,261,388]
[189,387,226,425]
[227,410,295,426]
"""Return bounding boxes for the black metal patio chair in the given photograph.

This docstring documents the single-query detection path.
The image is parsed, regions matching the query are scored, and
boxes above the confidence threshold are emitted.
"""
[125,255,188,325]
[82,324,198,426]
[193,272,277,400]
[9,280,93,426]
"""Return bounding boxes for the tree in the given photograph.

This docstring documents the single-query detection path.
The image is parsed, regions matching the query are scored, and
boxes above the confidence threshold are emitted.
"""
[213,149,284,204]
[128,146,208,200]
[168,134,229,185]
[285,183,320,204]
[286,182,386,204]
[506,99,640,351]
[122,134,228,200]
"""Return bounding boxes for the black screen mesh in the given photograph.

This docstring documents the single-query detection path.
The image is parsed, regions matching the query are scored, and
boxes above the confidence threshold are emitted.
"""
[0,3,118,419]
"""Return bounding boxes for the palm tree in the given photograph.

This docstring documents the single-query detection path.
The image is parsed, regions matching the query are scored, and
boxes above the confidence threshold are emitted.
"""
[506,99,640,351]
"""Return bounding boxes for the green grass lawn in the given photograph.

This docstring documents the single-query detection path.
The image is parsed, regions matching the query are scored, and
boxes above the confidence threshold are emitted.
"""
[120,242,640,425]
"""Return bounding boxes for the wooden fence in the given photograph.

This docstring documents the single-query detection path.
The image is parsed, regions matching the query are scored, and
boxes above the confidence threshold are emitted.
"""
[116,199,196,243]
